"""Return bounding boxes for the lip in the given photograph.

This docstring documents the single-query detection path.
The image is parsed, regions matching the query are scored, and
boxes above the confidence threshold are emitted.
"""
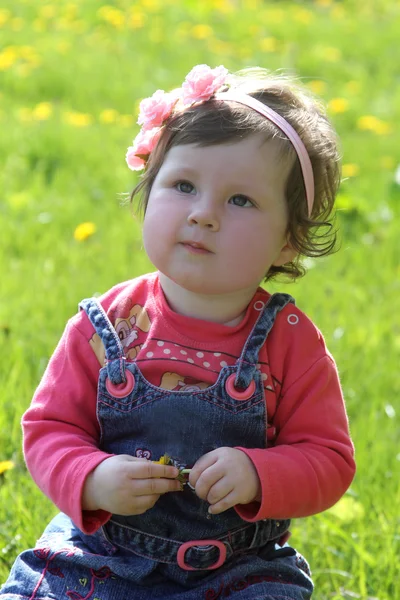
[180,241,212,254]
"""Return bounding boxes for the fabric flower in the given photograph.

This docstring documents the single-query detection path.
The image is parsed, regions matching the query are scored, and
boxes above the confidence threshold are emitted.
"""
[126,126,163,170]
[181,64,228,106]
[137,89,179,131]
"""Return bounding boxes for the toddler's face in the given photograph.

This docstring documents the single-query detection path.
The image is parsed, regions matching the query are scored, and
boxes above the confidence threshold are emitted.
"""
[142,133,295,297]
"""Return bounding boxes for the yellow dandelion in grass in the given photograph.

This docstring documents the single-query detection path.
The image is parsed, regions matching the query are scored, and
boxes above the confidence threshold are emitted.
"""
[74,222,97,242]
[0,47,18,71]
[322,46,341,62]
[141,0,160,11]
[191,24,213,39]
[39,5,57,19]
[0,8,11,26]
[97,6,125,29]
[357,115,391,135]
[12,18,24,31]
[342,164,359,178]
[307,80,326,95]
[63,111,93,127]
[99,109,119,124]
[261,7,284,23]
[259,37,278,52]
[0,460,14,475]
[213,0,235,14]
[291,7,314,24]
[128,9,145,29]
[32,102,53,121]
[328,98,349,114]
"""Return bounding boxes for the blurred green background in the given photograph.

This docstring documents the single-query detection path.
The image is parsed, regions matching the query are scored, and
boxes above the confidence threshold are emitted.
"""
[0,1,399,598]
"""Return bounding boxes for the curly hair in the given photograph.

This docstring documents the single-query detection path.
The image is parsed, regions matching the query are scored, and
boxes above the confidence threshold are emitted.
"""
[130,69,341,281]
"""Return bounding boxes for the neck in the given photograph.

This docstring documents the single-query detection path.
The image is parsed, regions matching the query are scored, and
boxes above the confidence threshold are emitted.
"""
[158,273,258,326]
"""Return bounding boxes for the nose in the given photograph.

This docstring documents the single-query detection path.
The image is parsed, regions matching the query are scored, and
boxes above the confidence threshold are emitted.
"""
[187,199,220,231]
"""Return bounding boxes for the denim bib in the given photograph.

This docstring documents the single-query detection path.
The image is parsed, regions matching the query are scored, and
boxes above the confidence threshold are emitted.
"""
[79,292,293,571]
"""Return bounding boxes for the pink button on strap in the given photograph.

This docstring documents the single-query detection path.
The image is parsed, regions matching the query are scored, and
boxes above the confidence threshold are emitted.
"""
[225,373,256,401]
[177,540,227,571]
[105,369,135,398]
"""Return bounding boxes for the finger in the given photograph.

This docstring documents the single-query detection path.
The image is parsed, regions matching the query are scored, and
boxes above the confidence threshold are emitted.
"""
[127,460,179,480]
[131,477,183,496]
[208,490,237,515]
[189,451,219,487]
[206,479,233,506]
[193,465,225,501]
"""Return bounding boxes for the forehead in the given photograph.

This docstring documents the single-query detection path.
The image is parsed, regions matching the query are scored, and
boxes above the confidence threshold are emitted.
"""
[159,134,294,195]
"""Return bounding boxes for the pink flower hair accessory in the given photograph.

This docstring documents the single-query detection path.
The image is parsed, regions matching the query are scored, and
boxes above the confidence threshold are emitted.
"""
[126,64,229,172]
[126,127,163,171]
[138,89,180,131]
[181,64,229,106]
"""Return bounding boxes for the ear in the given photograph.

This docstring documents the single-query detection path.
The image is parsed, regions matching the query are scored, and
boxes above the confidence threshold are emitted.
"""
[272,241,298,267]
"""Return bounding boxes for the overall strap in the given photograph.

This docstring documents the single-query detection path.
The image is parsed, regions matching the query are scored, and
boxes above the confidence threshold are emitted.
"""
[79,298,127,385]
[234,293,294,390]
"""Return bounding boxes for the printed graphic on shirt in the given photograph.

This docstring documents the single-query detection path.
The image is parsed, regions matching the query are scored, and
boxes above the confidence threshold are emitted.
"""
[88,295,281,396]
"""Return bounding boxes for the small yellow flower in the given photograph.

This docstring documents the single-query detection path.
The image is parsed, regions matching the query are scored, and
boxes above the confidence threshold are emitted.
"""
[39,5,56,19]
[291,7,314,24]
[33,102,53,121]
[97,6,125,29]
[307,80,326,95]
[213,0,235,14]
[328,98,349,114]
[259,37,278,52]
[0,47,18,71]
[74,222,97,241]
[128,10,145,29]
[153,454,172,465]
[11,17,24,31]
[191,24,213,39]
[357,115,391,135]
[141,0,160,11]
[0,460,14,475]
[322,46,341,62]
[261,8,284,23]
[63,111,93,127]
[0,9,11,26]
[342,163,359,178]
[99,109,119,124]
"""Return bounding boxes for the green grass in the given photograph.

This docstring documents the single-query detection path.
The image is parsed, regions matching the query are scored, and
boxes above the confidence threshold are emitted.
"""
[1,0,400,598]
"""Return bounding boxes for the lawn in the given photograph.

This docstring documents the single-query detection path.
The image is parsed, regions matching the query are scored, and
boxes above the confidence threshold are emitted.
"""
[0,1,399,598]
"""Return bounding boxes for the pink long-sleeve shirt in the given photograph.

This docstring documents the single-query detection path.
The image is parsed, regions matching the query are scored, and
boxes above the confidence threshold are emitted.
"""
[22,272,355,534]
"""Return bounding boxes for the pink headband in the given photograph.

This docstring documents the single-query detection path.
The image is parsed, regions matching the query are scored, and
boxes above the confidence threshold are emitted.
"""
[215,91,315,217]
[126,64,314,216]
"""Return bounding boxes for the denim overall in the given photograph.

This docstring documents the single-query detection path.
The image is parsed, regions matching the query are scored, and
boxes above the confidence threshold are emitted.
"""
[1,293,313,600]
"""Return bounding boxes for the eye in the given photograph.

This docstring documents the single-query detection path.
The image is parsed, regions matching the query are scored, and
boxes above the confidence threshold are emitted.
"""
[175,181,195,194]
[229,194,254,208]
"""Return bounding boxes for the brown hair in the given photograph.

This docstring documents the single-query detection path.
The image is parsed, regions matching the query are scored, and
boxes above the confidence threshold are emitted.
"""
[130,69,341,281]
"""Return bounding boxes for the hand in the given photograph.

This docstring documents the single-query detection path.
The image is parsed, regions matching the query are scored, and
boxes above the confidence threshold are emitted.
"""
[189,447,261,515]
[82,454,182,515]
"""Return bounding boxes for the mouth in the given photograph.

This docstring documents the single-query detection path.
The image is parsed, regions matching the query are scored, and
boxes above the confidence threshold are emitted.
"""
[180,241,212,254]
